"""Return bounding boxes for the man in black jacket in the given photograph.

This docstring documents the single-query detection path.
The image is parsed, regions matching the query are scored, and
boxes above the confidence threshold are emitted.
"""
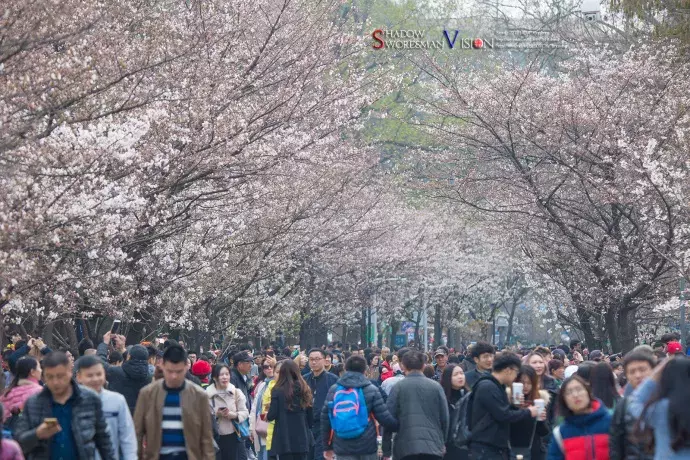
[609,351,656,460]
[465,341,495,388]
[322,355,397,460]
[469,352,541,460]
[14,351,116,460]
[305,348,338,460]
[97,332,152,414]
[231,351,254,460]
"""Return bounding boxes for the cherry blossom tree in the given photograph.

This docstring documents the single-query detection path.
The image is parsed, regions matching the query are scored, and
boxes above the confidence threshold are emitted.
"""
[405,42,690,352]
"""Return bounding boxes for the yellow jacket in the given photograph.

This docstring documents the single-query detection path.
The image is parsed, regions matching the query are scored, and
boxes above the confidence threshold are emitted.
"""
[262,379,277,450]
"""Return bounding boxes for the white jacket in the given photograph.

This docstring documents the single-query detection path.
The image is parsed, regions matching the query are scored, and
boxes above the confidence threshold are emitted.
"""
[98,388,137,460]
[206,382,249,436]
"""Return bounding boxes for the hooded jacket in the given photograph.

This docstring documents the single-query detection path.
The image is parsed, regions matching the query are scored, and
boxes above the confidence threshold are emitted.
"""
[97,342,151,414]
[1,379,42,420]
[206,382,249,436]
[547,399,612,460]
[321,371,398,456]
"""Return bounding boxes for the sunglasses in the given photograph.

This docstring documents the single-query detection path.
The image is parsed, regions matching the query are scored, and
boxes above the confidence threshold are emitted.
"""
[262,365,273,370]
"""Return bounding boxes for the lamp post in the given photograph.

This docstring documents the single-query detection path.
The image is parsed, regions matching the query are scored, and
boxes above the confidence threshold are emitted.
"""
[681,278,688,346]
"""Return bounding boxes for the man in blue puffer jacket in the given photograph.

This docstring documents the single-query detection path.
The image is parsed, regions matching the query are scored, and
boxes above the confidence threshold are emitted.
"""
[321,355,398,460]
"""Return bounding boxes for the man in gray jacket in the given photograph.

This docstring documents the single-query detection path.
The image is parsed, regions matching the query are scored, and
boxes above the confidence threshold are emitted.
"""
[76,355,137,460]
[387,350,449,460]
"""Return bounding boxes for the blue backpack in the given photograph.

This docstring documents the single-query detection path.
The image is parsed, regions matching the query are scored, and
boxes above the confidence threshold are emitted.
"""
[327,385,370,439]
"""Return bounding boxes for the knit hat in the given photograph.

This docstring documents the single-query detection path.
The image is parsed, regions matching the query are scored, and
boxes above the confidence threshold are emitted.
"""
[589,350,603,361]
[552,349,567,359]
[191,360,212,377]
[128,345,149,361]
[564,365,579,379]
[667,341,683,355]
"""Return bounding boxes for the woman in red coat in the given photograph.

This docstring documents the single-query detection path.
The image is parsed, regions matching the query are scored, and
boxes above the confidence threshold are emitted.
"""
[548,376,612,460]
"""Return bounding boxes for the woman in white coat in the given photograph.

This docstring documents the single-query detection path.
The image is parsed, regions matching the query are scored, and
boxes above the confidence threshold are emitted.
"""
[208,363,250,460]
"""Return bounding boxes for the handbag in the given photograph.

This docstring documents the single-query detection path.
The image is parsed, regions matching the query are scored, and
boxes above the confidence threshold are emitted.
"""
[233,390,251,439]
[255,414,269,437]
[233,419,251,439]
[254,380,270,437]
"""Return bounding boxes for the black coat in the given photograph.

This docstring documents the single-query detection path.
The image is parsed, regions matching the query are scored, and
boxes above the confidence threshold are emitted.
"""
[465,368,490,388]
[469,374,532,449]
[321,371,398,456]
[304,370,338,423]
[230,367,251,410]
[267,385,314,456]
[609,396,654,460]
[97,342,151,414]
[13,380,116,460]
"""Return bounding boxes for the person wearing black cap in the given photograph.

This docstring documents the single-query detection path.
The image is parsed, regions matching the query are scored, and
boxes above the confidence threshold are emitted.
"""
[231,351,255,460]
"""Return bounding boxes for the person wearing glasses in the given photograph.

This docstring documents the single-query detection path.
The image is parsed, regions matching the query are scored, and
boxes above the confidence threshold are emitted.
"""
[304,349,338,460]
[547,376,612,460]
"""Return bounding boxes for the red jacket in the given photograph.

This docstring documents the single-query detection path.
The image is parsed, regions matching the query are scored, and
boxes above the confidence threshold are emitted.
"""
[548,399,612,460]
[380,361,393,381]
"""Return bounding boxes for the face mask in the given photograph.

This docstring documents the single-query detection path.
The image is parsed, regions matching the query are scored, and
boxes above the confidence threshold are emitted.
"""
[332,357,339,365]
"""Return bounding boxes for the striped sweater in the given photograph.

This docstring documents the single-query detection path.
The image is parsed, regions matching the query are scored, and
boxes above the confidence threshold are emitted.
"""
[160,383,186,455]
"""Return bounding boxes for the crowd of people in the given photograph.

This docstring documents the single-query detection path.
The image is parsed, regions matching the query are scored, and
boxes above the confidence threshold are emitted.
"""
[0,331,689,460]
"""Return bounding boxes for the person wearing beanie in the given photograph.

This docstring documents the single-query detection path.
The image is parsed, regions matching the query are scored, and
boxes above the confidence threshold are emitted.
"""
[97,332,152,414]
[552,348,567,363]
[666,341,683,356]
[589,350,603,362]
[192,359,213,387]
[564,365,579,379]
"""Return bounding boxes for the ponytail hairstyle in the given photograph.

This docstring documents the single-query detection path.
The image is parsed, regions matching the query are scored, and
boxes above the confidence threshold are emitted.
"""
[4,356,39,395]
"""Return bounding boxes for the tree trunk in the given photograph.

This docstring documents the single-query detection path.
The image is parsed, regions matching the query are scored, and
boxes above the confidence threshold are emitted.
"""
[413,311,421,349]
[506,299,518,345]
[577,307,598,350]
[389,319,399,349]
[606,303,636,353]
[434,303,442,348]
[360,308,367,347]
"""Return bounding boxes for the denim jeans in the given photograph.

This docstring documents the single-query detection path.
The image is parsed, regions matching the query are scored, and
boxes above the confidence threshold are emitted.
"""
[336,454,378,460]
[469,443,510,460]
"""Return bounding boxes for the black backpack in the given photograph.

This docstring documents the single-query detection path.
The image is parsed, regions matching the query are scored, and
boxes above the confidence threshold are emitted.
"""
[450,390,491,448]
[5,410,21,436]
